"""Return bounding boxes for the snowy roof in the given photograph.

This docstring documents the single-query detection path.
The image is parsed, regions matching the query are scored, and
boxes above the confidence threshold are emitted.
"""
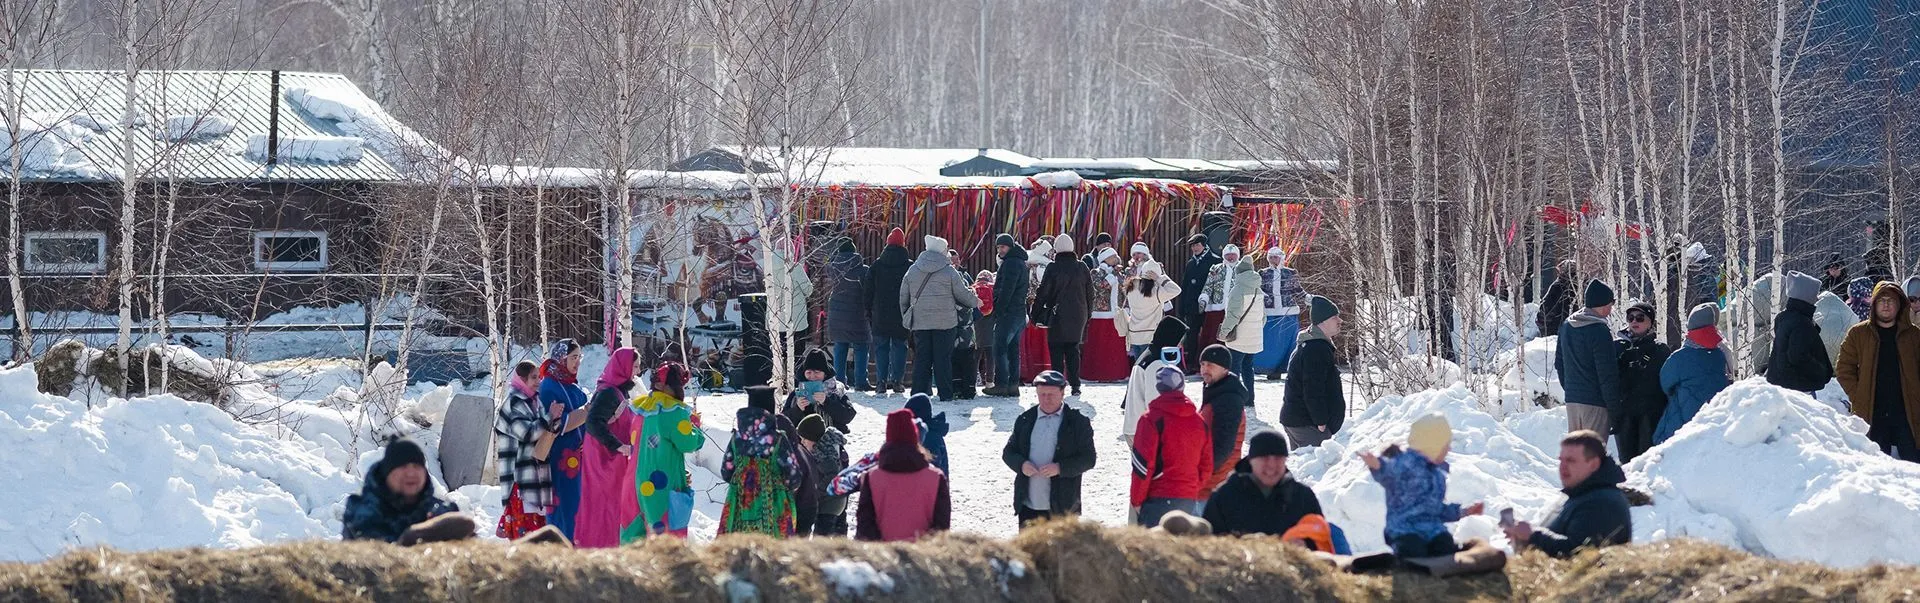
[1,70,433,183]
[671,146,1041,183]
[471,164,1225,195]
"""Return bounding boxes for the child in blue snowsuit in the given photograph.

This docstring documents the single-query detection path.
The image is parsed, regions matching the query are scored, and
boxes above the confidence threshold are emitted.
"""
[1361,412,1484,558]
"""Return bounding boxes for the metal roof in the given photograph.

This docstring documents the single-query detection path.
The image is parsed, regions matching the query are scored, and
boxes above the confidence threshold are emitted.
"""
[3,70,409,183]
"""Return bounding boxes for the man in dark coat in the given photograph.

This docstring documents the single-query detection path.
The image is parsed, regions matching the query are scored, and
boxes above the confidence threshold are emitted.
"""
[1822,254,1851,297]
[987,233,1032,397]
[1557,280,1622,439]
[867,228,914,393]
[1003,371,1097,526]
[825,240,872,391]
[1081,232,1114,271]
[1504,430,1631,558]
[1538,260,1577,339]
[1616,301,1671,463]
[1198,344,1248,501]
[1281,296,1345,449]
[1178,233,1221,372]
[342,439,472,545]
[1767,271,1834,394]
[1202,431,1322,536]
[1035,233,1097,395]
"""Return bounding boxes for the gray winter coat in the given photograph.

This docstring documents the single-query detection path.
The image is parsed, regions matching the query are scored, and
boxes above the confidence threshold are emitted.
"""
[901,250,980,332]
[825,250,871,343]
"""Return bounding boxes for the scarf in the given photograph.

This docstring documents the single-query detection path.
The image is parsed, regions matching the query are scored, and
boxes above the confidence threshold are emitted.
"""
[1684,326,1722,349]
[510,373,539,399]
[597,347,639,392]
[540,358,577,385]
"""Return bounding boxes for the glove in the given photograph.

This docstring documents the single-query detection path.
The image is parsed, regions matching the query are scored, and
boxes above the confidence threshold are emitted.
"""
[1128,506,1140,526]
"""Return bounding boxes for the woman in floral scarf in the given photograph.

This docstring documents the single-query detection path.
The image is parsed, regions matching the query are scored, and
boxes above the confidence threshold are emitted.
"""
[538,339,590,538]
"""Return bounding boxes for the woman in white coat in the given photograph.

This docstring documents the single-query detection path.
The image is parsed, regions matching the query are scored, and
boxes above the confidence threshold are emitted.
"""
[1116,260,1181,360]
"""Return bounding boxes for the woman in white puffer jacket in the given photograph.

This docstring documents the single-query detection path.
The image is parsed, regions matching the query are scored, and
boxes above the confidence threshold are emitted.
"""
[1116,260,1182,360]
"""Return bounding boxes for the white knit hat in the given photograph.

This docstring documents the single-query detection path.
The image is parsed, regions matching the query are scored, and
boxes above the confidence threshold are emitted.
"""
[1222,244,1241,260]
[1267,247,1286,259]
[1097,247,1120,264]
[924,235,949,255]
[1130,242,1151,257]
[1054,233,1076,254]
[1139,260,1163,277]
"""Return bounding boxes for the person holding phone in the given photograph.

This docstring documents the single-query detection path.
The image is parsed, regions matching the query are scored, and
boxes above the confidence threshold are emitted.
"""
[1123,316,1189,444]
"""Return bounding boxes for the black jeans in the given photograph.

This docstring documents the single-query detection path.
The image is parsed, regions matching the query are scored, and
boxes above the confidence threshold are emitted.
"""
[1181,313,1205,372]
[1016,505,1057,529]
[913,328,958,400]
[1048,342,1083,388]
[1389,531,1459,558]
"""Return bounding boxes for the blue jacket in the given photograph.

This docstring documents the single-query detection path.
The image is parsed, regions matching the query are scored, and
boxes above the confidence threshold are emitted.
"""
[1528,456,1632,557]
[1556,311,1623,412]
[993,245,1031,326]
[540,376,589,452]
[1655,344,1730,445]
[1370,448,1462,541]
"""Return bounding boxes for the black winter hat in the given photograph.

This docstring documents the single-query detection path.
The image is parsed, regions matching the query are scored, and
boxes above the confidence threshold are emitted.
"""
[1309,295,1340,325]
[746,385,777,412]
[995,233,1017,248]
[1199,344,1233,369]
[800,347,835,379]
[1626,301,1656,321]
[382,437,427,470]
[1185,233,1209,247]
[1247,430,1289,458]
[1584,279,1615,308]
[1093,232,1113,247]
[798,414,826,442]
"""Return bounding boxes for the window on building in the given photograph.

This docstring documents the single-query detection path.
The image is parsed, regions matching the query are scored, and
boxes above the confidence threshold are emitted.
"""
[23,232,107,273]
[254,231,328,271]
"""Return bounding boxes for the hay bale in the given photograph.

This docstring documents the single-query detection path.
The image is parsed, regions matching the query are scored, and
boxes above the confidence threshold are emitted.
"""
[1519,539,1920,601]
[1012,519,1358,602]
[31,339,87,397]
[702,532,1048,603]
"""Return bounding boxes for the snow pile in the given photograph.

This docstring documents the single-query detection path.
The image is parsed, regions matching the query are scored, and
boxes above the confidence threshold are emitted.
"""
[154,114,235,142]
[819,559,896,597]
[1027,170,1084,189]
[1,113,110,179]
[0,364,358,562]
[1368,294,1530,376]
[1492,336,1563,414]
[1287,384,1565,552]
[285,86,448,177]
[1627,378,1920,567]
[245,134,366,164]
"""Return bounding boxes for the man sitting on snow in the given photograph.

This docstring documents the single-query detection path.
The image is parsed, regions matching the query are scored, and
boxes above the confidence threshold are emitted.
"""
[1501,430,1631,558]
[342,438,475,545]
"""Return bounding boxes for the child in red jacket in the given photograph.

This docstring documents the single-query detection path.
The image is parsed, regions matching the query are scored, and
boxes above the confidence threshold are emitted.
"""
[1130,366,1213,528]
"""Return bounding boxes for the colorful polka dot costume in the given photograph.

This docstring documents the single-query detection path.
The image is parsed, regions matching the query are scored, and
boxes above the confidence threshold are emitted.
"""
[619,388,705,543]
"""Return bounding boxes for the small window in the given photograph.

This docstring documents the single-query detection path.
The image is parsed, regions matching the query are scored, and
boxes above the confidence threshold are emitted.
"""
[24,232,107,273]
[254,231,328,271]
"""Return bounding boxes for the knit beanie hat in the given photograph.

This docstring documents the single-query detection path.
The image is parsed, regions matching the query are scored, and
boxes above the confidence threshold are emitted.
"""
[1583,279,1615,308]
[1054,233,1076,253]
[1139,260,1164,278]
[1221,244,1241,261]
[382,437,427,470]
[798,414,826,442]
[1199,344,1233,369]
[1309,295,1340,325]
[886,227,906,247]
[839,239,856,254]
[1904,276,1920,298]
[800,347,835,378]
[1407,412,1452,460]
[995,233,1017,248]
[1626,300,1656,322]
[1094,232,1113,247]
[1247,430,1289,458]
[1155,366,1184,393]
[904,393,933,421]
[549,338,578,360]
[885,409,918,447]
[745,385,776,412]
[923,235,949,255]
[1130,242,1151,257]
[1686,303,1719,331]
[1785,271,1821,304]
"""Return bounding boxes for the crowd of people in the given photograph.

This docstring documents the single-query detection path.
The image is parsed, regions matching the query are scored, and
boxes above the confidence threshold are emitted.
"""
[341,231,1920,567]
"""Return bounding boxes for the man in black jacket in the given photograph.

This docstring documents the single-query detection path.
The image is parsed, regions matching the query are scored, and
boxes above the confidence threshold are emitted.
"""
[1537,260,1577,338]
[1504,430,1631,558]
[987,233,1032,397]
[1767,271,1834,393]
[867,228,914,393]
[1203,431,1322,536]
[1178,233,1221,372]
[1281,295,1345,449]
[1003,370,1097,526]
[1198,345,1248,500]
[1082,232,1114,271]
[1616,302,1670,463]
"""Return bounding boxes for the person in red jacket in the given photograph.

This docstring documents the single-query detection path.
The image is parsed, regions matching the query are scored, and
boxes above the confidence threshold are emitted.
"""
[1130,365,1214,528]
[855,409,953,542]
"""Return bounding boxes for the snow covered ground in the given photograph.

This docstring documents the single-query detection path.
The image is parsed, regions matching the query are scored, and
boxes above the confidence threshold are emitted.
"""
[4,348,1918,569]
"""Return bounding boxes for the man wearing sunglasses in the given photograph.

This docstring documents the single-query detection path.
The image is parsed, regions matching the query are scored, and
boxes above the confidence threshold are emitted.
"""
[1615,302,1671,463]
